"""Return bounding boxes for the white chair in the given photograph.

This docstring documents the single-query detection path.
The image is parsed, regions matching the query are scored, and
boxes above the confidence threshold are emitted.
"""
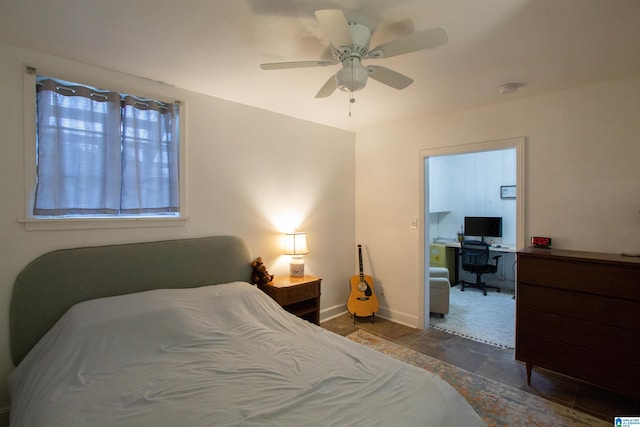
[429,267,450,317]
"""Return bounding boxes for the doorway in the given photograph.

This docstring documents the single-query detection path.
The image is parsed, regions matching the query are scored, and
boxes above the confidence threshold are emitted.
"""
[419,137,526,329]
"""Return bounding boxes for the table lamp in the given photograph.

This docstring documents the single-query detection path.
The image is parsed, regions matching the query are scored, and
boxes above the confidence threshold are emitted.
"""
[283,232,309,277]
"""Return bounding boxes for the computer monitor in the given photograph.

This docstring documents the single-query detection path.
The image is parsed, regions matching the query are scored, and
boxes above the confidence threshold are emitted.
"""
[464,216,502,241]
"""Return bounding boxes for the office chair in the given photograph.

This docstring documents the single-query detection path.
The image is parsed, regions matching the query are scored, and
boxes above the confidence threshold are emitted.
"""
[458,240,501,296]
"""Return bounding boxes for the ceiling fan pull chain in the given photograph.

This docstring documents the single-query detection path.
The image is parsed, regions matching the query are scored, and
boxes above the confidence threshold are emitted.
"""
[349,93,356,117]
[349,63,354,117]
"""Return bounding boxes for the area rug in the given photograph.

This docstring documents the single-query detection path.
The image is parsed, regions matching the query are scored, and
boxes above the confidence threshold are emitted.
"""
[430,284,515,349]
[347,329,608,427]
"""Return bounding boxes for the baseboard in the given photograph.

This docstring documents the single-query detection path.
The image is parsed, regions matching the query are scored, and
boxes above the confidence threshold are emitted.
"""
[376,306,419,328]
[320,304,348,322]
[320,303,420,329]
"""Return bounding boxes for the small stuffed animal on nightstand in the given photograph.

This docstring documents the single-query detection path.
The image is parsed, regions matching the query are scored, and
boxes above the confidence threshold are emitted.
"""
[250,257,274,285]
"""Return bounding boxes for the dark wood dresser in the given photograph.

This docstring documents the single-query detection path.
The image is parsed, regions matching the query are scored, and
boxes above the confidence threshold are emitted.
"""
[516,247,640,399]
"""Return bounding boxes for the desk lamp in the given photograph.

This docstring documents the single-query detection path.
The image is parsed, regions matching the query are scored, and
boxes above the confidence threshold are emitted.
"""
[284,232,309,277]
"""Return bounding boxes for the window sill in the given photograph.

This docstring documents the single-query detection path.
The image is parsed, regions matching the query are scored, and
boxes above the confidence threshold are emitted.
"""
[19,216,188,231]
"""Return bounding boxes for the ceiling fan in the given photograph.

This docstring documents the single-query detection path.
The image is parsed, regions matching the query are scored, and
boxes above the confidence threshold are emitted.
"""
[260,9,448,98]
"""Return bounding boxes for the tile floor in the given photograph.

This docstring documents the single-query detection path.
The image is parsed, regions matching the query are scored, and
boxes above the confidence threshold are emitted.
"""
[321,313,640,423]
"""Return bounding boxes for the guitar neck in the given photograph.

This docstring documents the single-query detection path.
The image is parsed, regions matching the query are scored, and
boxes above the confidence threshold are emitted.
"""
[358,245,365,279]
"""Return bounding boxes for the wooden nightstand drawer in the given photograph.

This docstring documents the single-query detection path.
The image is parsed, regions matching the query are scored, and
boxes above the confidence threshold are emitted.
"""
[258,275,321,325]
[279,280,320,305]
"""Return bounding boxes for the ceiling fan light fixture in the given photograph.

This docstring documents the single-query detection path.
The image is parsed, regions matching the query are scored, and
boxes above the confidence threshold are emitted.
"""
[336,58,368,92]
[260,9,449,99]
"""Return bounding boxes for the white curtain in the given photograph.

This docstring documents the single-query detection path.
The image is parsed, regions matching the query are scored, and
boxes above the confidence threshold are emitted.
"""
[121,96,179,214]
[34,78,179,216]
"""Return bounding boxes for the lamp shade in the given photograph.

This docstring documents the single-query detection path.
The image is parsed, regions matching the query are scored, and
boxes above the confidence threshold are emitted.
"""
[283,232,309,255]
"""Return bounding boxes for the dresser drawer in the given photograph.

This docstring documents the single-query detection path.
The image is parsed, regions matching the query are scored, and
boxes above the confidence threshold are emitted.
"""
[517,283,640,330]
[518,255,639,300]
[516,334,640,396]
[517,307,639,356]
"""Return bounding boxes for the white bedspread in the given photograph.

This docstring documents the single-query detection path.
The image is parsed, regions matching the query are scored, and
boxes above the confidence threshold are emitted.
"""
[9,282,485,426]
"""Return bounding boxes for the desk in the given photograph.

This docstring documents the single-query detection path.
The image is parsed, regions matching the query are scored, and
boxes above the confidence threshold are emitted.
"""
[444,242,516,253]
[443,242,516,287]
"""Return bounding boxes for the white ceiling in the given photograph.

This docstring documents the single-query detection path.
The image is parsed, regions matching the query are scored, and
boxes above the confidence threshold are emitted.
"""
[2,0,640,133]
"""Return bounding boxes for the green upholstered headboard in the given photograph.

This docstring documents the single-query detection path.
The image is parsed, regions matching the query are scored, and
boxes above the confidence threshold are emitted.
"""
[10,236,253,365]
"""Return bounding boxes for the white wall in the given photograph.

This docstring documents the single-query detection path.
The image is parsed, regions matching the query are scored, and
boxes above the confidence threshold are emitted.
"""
[356,74,640,327]
[0,43,355,411]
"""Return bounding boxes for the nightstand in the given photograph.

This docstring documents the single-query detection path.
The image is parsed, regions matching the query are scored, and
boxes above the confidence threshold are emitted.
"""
[258,275,321,325]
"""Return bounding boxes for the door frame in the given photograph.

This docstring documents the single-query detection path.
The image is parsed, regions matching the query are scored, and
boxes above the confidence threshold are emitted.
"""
[418,137,526,329]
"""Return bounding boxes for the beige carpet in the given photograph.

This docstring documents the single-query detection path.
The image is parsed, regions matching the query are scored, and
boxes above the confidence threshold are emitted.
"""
[429,284,515,349]
[347,329,608,427]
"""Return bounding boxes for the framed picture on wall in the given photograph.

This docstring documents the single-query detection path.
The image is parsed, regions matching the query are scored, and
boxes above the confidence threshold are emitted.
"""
[500,185,516,199]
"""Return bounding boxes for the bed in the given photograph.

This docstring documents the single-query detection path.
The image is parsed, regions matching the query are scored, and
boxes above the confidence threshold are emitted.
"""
[9,236,485,426]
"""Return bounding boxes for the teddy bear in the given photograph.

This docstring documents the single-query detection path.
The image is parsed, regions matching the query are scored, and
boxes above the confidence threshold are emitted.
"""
[250,256,274,285]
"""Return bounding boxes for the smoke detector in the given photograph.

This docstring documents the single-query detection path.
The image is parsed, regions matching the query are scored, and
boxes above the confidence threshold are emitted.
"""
[498,82,525,95]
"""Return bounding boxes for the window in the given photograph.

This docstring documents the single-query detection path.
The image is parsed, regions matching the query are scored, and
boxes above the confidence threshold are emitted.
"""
[26,72,183,226]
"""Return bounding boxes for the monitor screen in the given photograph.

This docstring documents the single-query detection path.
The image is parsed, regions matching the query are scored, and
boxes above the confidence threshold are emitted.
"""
[464,216,502,238]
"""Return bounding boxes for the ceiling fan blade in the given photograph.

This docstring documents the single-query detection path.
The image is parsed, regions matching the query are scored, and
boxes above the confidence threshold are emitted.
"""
[260,60,335,70]
[314,9,352,50]
[367,66,413,90]
[315,75,338,98]
[368,27,448,59]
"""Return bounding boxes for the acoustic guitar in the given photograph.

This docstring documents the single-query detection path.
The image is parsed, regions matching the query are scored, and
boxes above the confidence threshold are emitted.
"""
[347,244,379,319]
